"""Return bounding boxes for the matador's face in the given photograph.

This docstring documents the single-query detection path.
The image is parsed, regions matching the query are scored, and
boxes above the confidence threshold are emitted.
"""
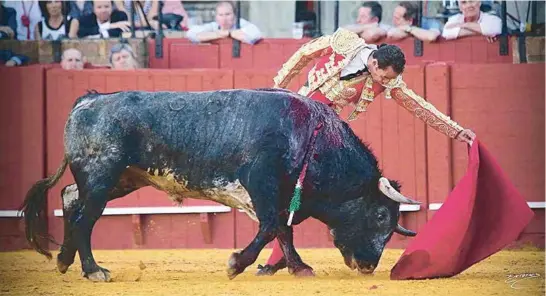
[368,59,399,85]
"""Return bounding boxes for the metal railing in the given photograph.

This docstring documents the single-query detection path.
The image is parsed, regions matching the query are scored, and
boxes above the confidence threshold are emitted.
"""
[232,0,241,58]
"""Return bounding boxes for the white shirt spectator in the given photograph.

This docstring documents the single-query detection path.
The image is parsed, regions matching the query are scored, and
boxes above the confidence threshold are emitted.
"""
[4,0,42,40]
[442,12,502,40]
[186,18,262,45]
[97,19,112,38]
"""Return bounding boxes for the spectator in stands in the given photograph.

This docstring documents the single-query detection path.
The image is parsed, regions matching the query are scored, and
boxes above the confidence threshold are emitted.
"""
[60,48,84,70]
[0,3,17,39]
[72,0,129,39]
[186,1,262,45]
[67,0,94,20]
[60,47,110,69]
[345,1,390,43]
[4,0,42,40]
[387,1,443,42]
[0,49,29,67]
[161,0,189,30]
[114,0,160,30]
[441,0,502,41]
[35,1,78,40]
[109,43,139,70]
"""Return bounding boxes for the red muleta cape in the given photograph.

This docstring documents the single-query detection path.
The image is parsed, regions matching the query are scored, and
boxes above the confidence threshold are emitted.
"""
[390,138,534,280]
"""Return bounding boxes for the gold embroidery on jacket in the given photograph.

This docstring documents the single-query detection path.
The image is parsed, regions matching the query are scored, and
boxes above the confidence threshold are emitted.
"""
[330,28,366,55]
[347,76,375,121]
[390,82,464,138]
[273,35,332,89]
[273,28,366,92]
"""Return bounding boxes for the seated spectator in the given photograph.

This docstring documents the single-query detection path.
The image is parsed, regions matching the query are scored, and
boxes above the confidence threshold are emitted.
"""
[35,1,78,40]
[0,3,17,39]
[344,1,390,43]
[186,1,262,45]
[67,0,94,20]
[60,48,110,69]
[72,0,129,39]
[60,48,84,69]
[441,0,502,40]
[4,0,42,40]
[0,49,30,67]
[387,1,443,42]
[161,0,189,30]
[115,0,160,30]
[109,43,139,70]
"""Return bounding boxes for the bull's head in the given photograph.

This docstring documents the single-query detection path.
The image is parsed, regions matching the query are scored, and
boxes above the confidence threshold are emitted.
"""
[327,177,420,274]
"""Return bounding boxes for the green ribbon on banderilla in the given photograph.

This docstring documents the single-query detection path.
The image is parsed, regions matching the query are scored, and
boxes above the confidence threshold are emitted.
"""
[287,122,324,226]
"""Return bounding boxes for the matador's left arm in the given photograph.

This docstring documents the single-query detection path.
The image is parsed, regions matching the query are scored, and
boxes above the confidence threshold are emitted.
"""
[273,35,333,89]
[386,78,464,139]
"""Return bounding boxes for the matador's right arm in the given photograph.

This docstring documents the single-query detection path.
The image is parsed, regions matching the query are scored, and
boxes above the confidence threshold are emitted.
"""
[385,78,465,139]
[273,35,333,89]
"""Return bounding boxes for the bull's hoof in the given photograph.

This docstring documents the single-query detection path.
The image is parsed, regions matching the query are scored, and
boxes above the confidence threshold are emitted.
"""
[226,267,239,280]
[57,260,70,274]
[83,268,112,282]
[289,264,315,277]
[293,268,315,277]
[226,252,244,280]
[56,253,74,274]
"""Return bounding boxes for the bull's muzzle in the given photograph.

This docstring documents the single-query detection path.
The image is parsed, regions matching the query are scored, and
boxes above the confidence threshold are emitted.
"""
[344,256,376,274]
[357,264,376,274]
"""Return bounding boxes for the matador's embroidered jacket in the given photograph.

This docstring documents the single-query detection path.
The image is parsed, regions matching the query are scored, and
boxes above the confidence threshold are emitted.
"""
[273,28,464,139]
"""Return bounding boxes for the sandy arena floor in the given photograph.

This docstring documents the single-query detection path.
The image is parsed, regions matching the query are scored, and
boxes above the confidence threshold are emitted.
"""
[0,248,544,296]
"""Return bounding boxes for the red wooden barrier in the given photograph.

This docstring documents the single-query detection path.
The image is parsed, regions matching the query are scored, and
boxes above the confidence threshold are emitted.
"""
[1,61,542,252]
[170,43,220,69]
[424,63,455,214]
[400,36,513,65]
[425,63,545,247]
[0,65,46,251]
[149,36,514,70]
[218,38,312,70]
[449,64,545,247]
[233,68,310,92]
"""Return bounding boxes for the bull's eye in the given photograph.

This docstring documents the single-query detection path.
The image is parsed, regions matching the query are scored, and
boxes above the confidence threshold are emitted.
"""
[376,207,389,224]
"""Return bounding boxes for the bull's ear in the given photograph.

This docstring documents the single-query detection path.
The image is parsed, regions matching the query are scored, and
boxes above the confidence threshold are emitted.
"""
[388,179,402,192]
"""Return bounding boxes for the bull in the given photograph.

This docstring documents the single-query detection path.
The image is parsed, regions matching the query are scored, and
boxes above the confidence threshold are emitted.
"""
[21,88,419,282]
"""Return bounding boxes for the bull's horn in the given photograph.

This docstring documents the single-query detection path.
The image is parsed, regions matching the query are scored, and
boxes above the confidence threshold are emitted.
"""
[378,177,421,204]
[395,224,417,237]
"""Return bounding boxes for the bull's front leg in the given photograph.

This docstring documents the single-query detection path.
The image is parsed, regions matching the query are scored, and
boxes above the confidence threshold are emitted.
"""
[227,150,285,279]
[227,220,277,279]
[276,225,315,276]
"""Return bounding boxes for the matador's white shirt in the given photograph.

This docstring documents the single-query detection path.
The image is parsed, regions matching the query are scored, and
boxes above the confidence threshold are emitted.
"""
[340,44,378,78]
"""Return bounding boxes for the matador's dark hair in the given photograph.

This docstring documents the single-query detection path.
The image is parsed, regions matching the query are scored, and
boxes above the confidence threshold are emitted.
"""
[372,44,406,74]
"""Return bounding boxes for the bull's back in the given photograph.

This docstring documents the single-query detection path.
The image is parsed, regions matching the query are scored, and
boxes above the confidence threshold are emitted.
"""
[126,89,303,149]
[64,89,320,182]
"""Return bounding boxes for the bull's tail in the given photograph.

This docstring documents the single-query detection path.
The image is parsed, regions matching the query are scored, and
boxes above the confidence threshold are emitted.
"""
[19,155,69,260]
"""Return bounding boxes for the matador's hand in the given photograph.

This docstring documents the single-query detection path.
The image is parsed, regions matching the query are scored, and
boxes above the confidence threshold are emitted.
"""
[457,129,476,146]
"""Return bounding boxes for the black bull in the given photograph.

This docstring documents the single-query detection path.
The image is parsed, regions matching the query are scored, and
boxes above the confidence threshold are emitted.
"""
[21,88,420,282]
